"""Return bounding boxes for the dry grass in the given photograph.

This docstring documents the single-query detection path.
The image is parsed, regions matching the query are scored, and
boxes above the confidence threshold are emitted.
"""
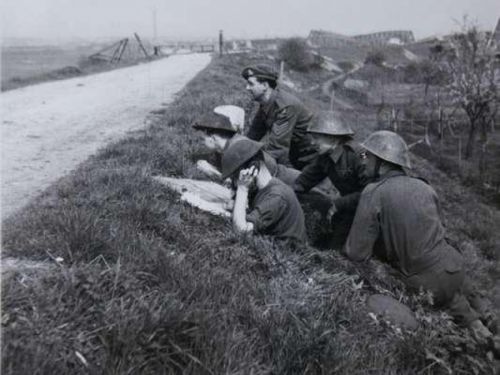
[2,53,498,374]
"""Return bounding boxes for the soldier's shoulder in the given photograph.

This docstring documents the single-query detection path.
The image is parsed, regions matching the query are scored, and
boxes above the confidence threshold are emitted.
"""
[411,175,430,185]
[344,140,362,153]
[360,180,380,198]
[275,89,302,108]
[363,174,402,195]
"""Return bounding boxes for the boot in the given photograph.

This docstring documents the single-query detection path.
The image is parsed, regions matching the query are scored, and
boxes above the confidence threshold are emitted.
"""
[470,319,493,345]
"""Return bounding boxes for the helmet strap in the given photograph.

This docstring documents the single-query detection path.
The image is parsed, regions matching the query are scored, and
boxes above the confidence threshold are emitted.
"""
[374,158,382,179]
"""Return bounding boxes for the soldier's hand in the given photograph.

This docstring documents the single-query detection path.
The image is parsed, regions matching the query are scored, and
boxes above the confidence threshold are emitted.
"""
[223,199,235,211]
[326,202,338,222]
[196,160,221,178]
[223,178,233,189]
[238,166,258,189]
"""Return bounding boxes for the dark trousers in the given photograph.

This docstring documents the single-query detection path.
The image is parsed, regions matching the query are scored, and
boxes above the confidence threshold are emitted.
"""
[326,211,355,249]
[404,260,480,326]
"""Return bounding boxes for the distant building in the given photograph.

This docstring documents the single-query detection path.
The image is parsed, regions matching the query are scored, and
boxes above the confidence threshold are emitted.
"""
[308,30,359,48]
[250,38,280,51]
[227,40,251,52]
[353,31,415,46]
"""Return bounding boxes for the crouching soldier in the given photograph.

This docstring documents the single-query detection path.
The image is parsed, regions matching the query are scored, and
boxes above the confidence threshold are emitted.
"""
[242,64,318,169]
[221,137,307,244]
[193,110,301,186]
[294,111,369,248]
[345,130,498,348]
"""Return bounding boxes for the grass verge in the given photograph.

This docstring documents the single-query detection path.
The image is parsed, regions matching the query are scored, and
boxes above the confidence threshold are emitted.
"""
[2,53,499,374]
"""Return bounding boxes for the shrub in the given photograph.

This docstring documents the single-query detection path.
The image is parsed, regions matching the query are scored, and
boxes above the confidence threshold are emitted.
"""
[337,61,355,73]
[402,60,448,86]
[278,38,315,72]
[364,49,386,66]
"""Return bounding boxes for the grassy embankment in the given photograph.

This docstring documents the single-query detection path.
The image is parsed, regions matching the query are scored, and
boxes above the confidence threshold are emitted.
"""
[2,53,499,374]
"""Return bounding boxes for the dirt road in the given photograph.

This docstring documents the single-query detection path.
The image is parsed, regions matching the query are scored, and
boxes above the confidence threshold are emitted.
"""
[1,54,211,220]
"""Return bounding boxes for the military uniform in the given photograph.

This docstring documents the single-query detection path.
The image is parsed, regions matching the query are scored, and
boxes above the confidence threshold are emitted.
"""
[246,89,318,170]
[294,140,368,246]
[263,153,301,186]
[247,178,307,244]
[345,170,480,324]
[220,135,300,187]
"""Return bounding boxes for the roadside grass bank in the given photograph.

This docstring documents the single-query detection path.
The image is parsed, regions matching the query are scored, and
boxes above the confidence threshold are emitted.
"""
[2,53,498,374]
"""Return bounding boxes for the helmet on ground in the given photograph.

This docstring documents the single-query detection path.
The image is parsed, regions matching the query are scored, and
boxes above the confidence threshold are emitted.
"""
[221,137,264,179]
[307,111,354,136]
[361,130,411,169]
[214,105,245,133]
[192,111,236,136]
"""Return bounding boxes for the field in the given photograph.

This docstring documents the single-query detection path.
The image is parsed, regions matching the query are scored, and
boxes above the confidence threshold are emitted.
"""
[1,40,153,91]
[2,45,87,82]
[2,53,500,374]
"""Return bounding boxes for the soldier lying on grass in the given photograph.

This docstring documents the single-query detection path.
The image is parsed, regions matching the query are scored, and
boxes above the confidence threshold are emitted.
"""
[220,137,307,245]
[294,111,370,248]
[344,130,499,355]
[193,108,303,186]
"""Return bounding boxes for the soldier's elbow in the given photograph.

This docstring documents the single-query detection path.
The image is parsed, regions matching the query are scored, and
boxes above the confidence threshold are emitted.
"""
[344,244,368,262]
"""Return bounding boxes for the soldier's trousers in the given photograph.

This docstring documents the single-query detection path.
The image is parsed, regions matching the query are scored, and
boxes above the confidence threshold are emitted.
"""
[404,258,481,326]
[328,211,356,249]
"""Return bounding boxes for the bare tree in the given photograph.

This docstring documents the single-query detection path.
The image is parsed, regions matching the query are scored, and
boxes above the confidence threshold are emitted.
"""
[278,38,315,72]
[441,23,499,160]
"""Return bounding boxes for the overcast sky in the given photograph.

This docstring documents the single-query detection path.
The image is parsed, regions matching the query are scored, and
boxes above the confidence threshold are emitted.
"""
[1,0,498,42]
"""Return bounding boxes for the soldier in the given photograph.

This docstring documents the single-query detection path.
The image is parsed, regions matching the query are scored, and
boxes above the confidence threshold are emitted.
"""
[193,109,301,186]
[242,64,317,170]
[345,130,497,346]
[221,137,307,244]
[294,111,369,247]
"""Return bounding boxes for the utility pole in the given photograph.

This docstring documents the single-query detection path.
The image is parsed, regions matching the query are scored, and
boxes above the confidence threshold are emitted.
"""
[219,30,224,56]
[134,33,150,59]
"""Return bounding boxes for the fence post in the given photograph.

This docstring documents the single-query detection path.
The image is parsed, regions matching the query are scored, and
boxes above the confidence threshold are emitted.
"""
[458,137,462,174]
[438,106,443,160]
[219,30,224,56]
[392,106,398,132]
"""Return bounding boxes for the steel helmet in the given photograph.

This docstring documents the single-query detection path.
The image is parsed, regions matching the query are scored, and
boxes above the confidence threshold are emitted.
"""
[307,111,354,136]
[221,137,264,179]
[361,130,411,169]
[214,105,245,133]
[192,111,237,135]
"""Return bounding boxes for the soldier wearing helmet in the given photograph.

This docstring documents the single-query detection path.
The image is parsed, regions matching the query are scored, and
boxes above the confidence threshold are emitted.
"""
[293,111,369,247]
[241,64,318,170]
[345,130,496,346]
[221,137,306,243]
[193,107,302,186]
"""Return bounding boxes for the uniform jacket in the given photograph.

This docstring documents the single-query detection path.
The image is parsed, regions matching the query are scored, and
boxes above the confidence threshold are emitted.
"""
[344,170,463,276]
[294,140,368,212]
[246,178,307,243]
[247,89,317,169]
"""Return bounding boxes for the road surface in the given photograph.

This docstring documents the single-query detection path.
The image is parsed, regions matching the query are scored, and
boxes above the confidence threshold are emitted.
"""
[1,53,211,220]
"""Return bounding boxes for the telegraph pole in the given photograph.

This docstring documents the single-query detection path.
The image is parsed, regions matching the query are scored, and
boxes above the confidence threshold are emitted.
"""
[219,30,224,56]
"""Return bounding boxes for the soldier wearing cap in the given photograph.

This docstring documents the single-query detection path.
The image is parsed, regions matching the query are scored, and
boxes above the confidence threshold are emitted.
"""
[221,137,307,244]
[293,111,369,247]
[241,64,317,170]
[345,130,497,346]
[193,108,301,186]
